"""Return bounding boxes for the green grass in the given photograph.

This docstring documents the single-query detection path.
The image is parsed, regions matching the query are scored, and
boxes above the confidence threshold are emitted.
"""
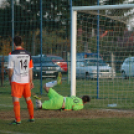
[1,77,134,109]
[1,77,134,133]
[0,118,134,134]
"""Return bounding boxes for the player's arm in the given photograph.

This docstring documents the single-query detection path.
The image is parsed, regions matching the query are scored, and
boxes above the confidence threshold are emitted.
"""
[29,68,34,89]
[72,104,83,111]
[8,54,14,82]
[29,68,33,82]
[8,68,14,82]
[29,57,34,89]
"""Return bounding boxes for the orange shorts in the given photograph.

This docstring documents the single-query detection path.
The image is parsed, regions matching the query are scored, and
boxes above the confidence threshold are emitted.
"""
[11,82,31,98]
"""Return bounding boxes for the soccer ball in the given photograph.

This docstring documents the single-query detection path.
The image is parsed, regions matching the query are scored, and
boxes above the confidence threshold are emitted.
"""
[35,99,42,109]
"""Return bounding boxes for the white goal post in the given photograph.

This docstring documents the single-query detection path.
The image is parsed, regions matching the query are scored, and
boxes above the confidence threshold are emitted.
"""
[70,4,134,96]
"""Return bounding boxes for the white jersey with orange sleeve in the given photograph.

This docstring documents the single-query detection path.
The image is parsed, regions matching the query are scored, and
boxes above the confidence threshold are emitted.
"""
[8,48,33,84]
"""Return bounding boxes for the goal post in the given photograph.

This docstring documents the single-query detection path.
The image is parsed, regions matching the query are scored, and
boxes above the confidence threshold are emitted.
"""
[71,10,77,96]
[70,4,134,96]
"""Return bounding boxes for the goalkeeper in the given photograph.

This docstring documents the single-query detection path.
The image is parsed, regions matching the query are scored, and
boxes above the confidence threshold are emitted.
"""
[34,73,90,111]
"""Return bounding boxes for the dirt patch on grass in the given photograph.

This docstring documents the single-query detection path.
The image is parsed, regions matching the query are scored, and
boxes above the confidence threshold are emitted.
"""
[1,109,134,120]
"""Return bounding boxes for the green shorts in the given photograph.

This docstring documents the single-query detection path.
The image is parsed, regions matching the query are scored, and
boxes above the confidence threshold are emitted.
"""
[42,88,64,110]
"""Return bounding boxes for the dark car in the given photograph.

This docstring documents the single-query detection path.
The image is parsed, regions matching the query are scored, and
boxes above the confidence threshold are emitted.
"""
[32,56,61,78]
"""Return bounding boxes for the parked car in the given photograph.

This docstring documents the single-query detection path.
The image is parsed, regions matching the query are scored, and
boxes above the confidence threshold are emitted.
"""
[46,55,68,73]
[77,52,103,60]
[76,58,116,79]
[0,56,8,68]
[32,56,61,78]
[120,57,134,79]
[37,54,46,57]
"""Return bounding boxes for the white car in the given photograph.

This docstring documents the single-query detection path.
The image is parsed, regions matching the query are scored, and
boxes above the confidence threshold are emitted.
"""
[121,57,134,79]
[76,58,116,79]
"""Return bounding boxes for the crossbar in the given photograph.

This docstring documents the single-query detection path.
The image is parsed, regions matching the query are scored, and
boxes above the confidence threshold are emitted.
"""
[72,4,134,11]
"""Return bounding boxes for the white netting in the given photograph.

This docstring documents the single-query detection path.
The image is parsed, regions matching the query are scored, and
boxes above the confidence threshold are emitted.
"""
[75,7,134,108]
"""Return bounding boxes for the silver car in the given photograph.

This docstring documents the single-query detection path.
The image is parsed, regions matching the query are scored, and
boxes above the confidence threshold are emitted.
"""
[121,57,134,79]
[76,58,116,79]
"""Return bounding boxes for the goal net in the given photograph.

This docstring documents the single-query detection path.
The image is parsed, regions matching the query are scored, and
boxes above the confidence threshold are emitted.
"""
[71,4,134,108]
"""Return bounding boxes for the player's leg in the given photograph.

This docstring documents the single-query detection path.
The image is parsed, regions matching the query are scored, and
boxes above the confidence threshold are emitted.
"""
[57,72,62,85]
[43,72,62,93]
[43,84,62,99]
[25,97,35,122]
[34,88,63,110]
[24,83,34,122]
[10,97,21,124]
[34,86,57,109]
[10,82,22,124]
[34,87,64,109]
[41,73,63,110]
[43,83,51,93]
[34,72,62,109]
[32,93,41,99]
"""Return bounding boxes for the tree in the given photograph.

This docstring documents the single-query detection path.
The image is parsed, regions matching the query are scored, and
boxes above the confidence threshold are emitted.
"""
[0,0,131,56]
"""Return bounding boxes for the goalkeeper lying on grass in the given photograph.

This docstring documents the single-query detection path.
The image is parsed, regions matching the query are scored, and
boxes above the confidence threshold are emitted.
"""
[33,73,90,111]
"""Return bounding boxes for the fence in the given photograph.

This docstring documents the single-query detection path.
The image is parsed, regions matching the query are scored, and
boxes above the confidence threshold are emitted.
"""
[0,0,134,109]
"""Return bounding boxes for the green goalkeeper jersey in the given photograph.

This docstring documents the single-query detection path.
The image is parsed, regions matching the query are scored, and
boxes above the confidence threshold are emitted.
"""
[65,96,83,111]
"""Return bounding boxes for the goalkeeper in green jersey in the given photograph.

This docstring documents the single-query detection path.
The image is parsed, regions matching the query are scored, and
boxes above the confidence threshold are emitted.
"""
[34,73,90,111]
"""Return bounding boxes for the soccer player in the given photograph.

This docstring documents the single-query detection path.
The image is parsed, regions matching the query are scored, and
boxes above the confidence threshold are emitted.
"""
[8,36,34,124]
[34,73,90,111]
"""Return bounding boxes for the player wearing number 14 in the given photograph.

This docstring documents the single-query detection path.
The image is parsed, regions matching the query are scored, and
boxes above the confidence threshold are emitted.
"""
[8,36,35,124]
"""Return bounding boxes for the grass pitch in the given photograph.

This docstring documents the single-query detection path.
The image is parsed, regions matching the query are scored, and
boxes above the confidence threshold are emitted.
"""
[0,77,134,133]
[0,118,134,134]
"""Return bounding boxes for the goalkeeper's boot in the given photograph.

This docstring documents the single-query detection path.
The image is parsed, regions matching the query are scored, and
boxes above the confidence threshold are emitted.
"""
[57,72,62,85]
[9,120,21,125]
[33,94,41,100]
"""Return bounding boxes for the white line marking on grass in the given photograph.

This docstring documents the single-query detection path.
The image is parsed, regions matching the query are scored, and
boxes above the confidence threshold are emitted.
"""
[0,104,13,107]
[0,130,34,134]
[101,109,134,113]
